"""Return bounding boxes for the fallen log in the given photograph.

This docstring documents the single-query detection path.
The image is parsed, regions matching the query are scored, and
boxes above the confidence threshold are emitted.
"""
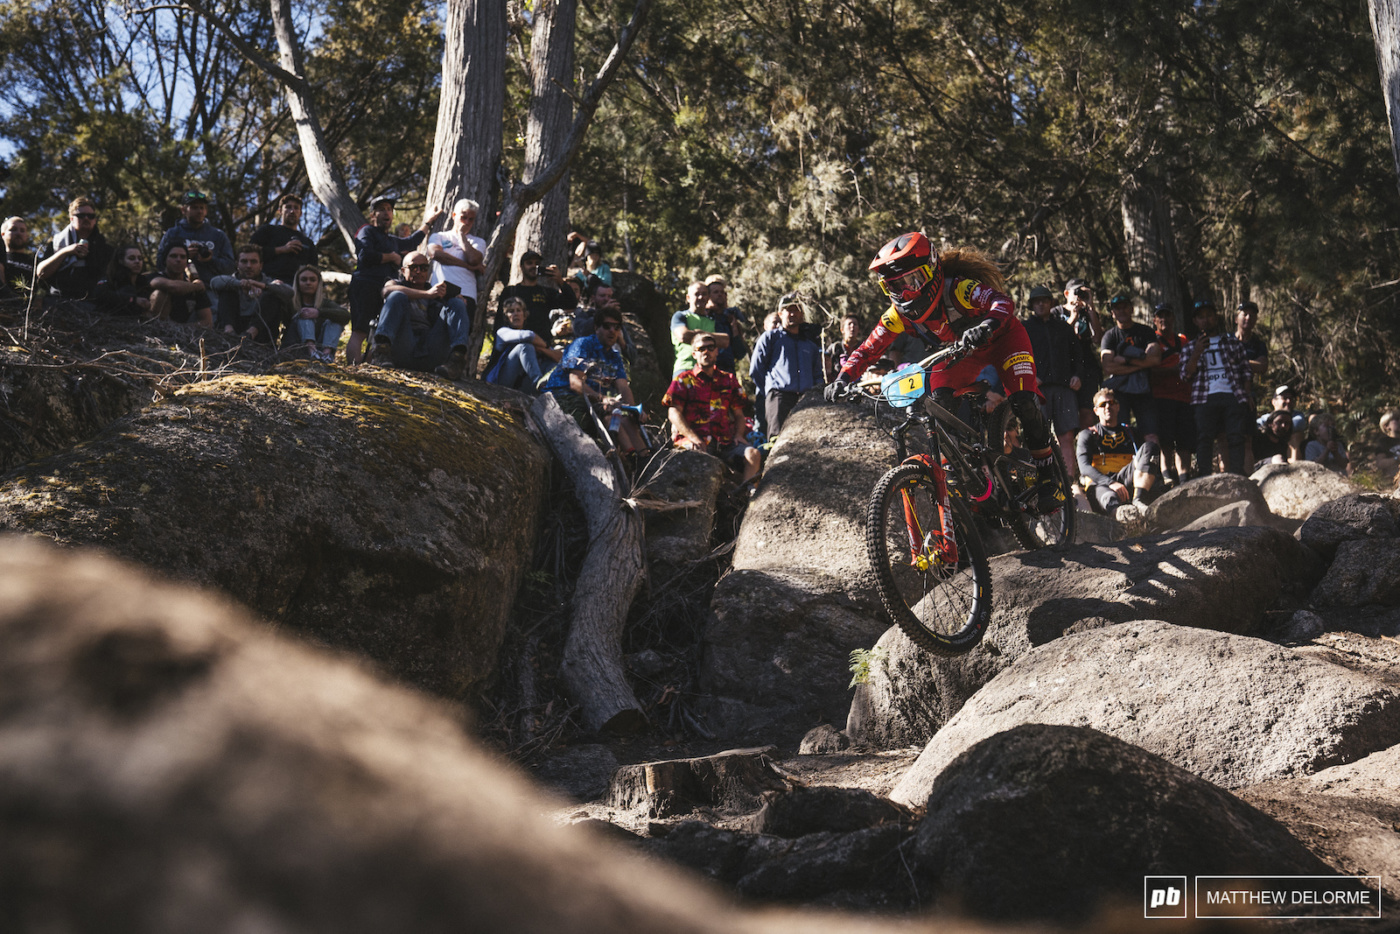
[530,393,647,734]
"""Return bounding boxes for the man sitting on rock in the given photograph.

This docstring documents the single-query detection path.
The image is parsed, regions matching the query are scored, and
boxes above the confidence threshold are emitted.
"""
[664,332,761,489]
[371,251,472,378]
[1076,388,1162,519]
[211,244,292,342]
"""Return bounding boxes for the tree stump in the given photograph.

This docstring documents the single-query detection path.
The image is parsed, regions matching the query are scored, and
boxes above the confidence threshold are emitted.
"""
[606,746,788,818]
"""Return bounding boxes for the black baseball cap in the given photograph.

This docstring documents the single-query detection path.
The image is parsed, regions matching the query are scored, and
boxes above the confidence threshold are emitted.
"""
[1028,285,1054,301]
[1192,298,1217,312]
[1108,293,1132,307]
[521,249,543,264]
[369,193,396,208]
[180,190,209,205]
[1237,300,1259,313]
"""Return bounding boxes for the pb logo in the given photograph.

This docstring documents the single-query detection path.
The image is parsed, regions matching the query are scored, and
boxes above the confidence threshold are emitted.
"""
[1144,876,1187,918]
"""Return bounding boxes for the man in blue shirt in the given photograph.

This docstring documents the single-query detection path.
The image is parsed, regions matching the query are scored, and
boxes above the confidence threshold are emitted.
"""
[749,292,825,436]
[542,306,642,451]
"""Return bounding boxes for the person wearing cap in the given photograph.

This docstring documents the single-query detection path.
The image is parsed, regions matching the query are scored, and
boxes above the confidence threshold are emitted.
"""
[155,191,235,284]
[671,282,728,376]
[347,195,447,364]
[704,274,750,373]
[1181,298,1253,474]
[426,199,486,326]
[501,249,574,337]
[1150,303,1196,483]
[1055,278,1105,430]
[1099,293,1162,443]
[250,194,318,285]
[749,292,824,436]
[1022,284,1084,483]
[370,251,472,378]
[1256,385,1306,462]
[35,197,116,301]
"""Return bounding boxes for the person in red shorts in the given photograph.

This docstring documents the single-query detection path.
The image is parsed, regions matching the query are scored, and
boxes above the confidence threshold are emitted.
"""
[664,333,762,488]
[826,231,1064,513]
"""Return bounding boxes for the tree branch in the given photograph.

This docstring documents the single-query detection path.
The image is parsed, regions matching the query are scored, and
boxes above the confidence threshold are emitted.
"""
[124,0,310,96]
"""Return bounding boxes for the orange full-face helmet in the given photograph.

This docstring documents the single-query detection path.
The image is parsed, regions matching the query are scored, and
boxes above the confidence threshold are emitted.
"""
[870,232,944,324]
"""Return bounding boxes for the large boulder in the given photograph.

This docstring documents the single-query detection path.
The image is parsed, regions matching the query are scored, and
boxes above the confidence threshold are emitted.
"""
[910,724,1331,924]
[1239,743,1400,904]
[640,448,727,567]
[0,536,913,934]
[1181,499,1273,530]
[700,400,897,742]
[0,363,550,700]
[1252,460,1360,520]
[1311,538,1400,608]
[1297,492,1400,562]
[889,620,1400,806]
[1143,472,1272,532]
[848,527,1324,749]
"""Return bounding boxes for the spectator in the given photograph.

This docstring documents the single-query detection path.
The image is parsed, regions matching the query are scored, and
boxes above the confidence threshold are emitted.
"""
[93,244,153,316]
[347,195,445,364]
[251,194,318,285]
[671,281,728,376]
[149,244,212,327]
[1235,300,1267,393]
[427,198,486,328]
[567,277,632,360]
[749,292,824,436]
[500,249,573,336]
[484,296,561,392]
[824,313,865,383]
[1305,413,1350,473]
[1055,278,1105,430]
[1022,284,1084,483]
[1376,410,1400,478]
[1255,385,1306,462]
[210,244,292,342]
[1181,298,1252,475]
[1150,303,1195,484]
[1076,387,1162,518]
[1100,294,1162,443]
[371,251,472,378]
[1253,410,1296,466]
[35,197,115,300]
[762,310,781,331]
[540,305,643,450]
[568,232,612,286]
[156,191,235,284]
[704,274,750,373]
[665,332,762,487]
[2,216,36,293]
[394,222,414,239]
[274,265,349,362]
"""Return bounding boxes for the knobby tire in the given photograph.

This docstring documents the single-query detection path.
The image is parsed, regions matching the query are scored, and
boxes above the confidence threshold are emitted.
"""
[865,462,993,656]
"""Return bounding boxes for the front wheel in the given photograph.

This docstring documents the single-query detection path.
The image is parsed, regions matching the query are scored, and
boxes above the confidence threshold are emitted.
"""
[865,462,993,656]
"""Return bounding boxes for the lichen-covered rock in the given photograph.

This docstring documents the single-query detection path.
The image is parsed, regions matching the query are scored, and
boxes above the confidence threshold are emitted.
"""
[0,362,549,699]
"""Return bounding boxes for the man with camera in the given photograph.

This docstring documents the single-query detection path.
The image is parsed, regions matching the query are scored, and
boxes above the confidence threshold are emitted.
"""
[1055,277,1105,430]
[157,191,235,284]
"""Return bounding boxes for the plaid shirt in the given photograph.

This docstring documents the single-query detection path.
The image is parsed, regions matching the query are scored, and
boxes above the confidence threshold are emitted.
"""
[1179,332,1251,405]
[663,366,748,446]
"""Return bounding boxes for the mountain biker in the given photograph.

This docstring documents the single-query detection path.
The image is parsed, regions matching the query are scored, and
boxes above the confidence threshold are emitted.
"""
[826,232,1065,513]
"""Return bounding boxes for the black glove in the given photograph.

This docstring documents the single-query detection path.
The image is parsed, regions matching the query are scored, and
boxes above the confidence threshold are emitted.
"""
[962,320,994,349]
[824,379,852,402]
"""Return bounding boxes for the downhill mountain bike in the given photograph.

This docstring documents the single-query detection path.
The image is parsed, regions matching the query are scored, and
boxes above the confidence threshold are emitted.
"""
[849,339,1074,655]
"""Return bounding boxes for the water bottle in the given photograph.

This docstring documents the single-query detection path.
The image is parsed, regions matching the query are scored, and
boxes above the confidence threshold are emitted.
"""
[609,410,622,433]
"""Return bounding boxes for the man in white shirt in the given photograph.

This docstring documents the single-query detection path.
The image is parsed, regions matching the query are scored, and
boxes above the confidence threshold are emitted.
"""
[426,199,486,324]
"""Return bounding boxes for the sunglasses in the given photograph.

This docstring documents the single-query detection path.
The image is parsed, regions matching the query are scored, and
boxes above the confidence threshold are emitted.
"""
[406,263,431,271]
[695,344,719,352]
[73,212,97,219]
[1096,401,1120,408]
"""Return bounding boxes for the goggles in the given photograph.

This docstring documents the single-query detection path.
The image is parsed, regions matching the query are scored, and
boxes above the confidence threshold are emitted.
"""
[878,264,934,303]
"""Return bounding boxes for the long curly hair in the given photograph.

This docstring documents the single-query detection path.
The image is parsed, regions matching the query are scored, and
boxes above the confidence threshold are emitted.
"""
[940,247,1006,292]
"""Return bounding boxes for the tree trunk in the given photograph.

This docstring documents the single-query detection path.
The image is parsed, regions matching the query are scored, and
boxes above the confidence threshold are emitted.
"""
[529,393,647,735]
[268,0,364,251]
[1120,174,1187,331]
[1370,0,1400,198]
[511,0,578,275]
[427,0,507,229]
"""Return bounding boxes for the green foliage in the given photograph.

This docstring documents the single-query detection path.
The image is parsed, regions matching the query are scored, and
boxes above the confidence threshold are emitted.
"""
[848,646,885,688]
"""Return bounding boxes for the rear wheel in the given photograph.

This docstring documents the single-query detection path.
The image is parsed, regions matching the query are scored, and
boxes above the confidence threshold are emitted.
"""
[865,462,993,656]
[988,403,1076,549]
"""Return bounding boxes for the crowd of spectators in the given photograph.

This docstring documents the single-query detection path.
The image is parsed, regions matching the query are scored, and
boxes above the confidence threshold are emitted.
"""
[3,188,1390,506]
